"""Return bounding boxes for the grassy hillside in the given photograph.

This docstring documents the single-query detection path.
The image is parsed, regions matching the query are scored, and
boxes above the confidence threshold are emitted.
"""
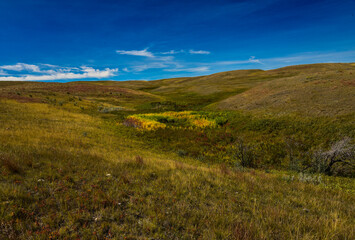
[218,63,355,116]
[113,63,355,115]
[1,63,355,239]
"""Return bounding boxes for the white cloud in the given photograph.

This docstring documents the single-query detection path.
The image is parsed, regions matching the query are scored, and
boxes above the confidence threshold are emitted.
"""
[0,65,118,81]
[116,48,154,57]
[0,63,41,72]
[189,49,211,55]
[164,66,209,72]
[80,67,118,78]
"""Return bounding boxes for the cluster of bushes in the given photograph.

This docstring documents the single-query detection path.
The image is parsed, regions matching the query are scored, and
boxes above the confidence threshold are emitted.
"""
[232,136,354,176]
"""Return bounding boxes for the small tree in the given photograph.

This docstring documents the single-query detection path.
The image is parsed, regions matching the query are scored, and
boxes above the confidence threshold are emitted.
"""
[312,137,355,176]
[234,138,257,168]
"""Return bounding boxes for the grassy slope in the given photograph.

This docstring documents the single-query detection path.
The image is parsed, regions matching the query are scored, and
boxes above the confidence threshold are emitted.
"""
[1,63,355,239]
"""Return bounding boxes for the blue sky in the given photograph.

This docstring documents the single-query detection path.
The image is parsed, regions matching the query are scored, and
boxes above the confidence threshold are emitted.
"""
[0,0,354,81]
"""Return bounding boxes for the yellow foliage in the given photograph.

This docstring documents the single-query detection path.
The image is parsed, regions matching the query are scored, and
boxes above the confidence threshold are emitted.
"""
[125,111,217,131]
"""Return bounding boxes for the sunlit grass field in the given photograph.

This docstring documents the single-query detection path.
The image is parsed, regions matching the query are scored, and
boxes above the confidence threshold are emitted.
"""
[1,63,355,239]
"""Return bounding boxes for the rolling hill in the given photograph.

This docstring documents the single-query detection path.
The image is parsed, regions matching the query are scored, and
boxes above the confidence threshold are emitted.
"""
[113,62,355,115]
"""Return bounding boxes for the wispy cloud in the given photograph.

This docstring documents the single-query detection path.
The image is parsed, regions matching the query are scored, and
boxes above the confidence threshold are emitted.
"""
[210,51,355,71]
[161,49,212,55]
[160,50,185,55]
[164,66,209,72]
[189,49,210,55]
[117,47,181,72]
[115,47,213,73]
[117,48,212,56]
[132,62,170,72]
[114,47,213,73]
[261,50,355,64]
[0,64,118,81]
[249,56,261,63]
[116,48,154,57]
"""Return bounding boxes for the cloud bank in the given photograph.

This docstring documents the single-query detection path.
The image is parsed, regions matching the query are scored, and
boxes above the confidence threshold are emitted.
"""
[0,63,118,81]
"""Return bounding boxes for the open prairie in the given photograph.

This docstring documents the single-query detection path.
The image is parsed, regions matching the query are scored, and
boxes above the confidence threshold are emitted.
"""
[1,63,354,239]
